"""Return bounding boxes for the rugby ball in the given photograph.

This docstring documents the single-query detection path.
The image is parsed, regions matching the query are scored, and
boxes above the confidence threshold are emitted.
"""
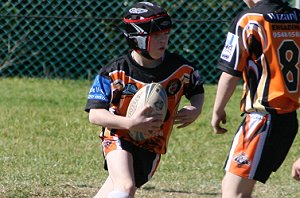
[126,83,168,141]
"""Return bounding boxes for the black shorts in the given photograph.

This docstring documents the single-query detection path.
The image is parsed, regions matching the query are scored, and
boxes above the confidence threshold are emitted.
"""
[102,138,161,188]
[224,111,298,183]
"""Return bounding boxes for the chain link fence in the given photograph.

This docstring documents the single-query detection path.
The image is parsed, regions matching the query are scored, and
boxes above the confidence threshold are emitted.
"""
[0,0,295,83]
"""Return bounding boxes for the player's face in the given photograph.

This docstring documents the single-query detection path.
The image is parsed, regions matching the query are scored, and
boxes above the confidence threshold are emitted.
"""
[148,30,169,60]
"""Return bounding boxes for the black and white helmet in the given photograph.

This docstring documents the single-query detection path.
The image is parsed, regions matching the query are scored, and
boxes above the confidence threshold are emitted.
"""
[123,2,172,59]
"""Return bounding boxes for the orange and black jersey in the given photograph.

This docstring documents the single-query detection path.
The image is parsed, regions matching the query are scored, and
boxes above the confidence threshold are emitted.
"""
[218,0,300,114]
[85,50,204,154]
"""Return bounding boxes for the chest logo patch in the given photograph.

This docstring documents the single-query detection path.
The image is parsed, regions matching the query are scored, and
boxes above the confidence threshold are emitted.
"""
[166,79,181,95]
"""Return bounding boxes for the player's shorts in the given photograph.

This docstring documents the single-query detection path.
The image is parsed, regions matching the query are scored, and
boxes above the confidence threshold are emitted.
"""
[224,111,298,183]
[101,137,161,188]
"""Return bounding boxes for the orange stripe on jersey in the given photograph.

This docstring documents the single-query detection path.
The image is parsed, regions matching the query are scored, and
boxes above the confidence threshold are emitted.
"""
[225,113,270,179]
[105,65,196,154]
[234,13,300,114]
[110,70,144,88]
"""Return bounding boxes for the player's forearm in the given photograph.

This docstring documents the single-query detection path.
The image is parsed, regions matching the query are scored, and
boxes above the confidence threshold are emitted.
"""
[190,93,204,115]
[213,72,239,114]
[89,108,131,130]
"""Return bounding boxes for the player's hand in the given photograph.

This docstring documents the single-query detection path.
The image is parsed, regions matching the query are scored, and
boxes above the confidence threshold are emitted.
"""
[292,158,300,181]
[174,106,200,128]
[211,110,227,134]
[128,105,163,132]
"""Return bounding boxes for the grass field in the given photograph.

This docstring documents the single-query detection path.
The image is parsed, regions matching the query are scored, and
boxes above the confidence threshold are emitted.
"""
[0,78,299,198]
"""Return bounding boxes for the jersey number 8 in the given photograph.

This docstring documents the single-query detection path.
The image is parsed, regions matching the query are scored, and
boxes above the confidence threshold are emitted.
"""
[278,40,299,93]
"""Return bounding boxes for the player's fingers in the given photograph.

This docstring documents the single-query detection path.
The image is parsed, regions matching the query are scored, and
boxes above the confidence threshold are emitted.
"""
[173,120,180,125]
[149,126,161,131]
[212,125,227,134]
[141,105,153,115]
[217,128,227,134]
[152,118,163,124]
[292,172,300,181]
[148,121,163,131]
[293,169,300,181]
[174,119,189,126]
[176,122,191,128]
[221,115,227,124]
[153,113,164,119]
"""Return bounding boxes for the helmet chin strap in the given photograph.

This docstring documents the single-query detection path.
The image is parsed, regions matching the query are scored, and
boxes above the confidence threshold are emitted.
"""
[133,49,154,60]
[140,50,154,60]
[132,50,163,68]
[136,34,154,60]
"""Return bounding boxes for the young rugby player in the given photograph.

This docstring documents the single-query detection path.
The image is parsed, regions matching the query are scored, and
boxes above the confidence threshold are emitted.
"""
[85,2,205,198]
[211,0,300,197]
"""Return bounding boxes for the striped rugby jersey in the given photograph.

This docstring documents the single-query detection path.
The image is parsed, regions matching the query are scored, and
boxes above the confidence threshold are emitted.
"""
[218,0,300,114]
[85,50,204,154]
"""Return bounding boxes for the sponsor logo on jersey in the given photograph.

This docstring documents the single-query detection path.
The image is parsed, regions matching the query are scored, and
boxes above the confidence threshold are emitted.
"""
[220,32,238,62]
[88,76,110,101]
[272,24,300,30]
[87,93,107,100]
[266,11,299,22]
[273,31,300,38]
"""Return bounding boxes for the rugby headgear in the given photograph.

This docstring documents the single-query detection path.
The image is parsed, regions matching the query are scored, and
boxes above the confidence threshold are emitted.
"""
[123,2,172,59]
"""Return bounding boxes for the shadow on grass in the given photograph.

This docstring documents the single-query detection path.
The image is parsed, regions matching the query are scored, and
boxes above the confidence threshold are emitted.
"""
[141,186,220,197]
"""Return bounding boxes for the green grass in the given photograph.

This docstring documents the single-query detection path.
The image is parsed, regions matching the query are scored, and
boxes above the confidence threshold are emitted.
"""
[0,78,299,198]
